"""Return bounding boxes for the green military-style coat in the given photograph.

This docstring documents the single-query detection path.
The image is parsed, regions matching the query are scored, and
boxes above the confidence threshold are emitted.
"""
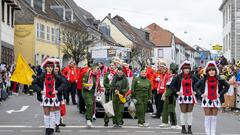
[131,76,152,100]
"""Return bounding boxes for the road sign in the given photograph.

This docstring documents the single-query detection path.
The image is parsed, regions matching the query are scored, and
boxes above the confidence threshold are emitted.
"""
[212,44,223,51]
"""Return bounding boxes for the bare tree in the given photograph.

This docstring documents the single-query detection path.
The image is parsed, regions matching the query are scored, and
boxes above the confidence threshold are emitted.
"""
[61,30,97,65]
[130,45,149,67]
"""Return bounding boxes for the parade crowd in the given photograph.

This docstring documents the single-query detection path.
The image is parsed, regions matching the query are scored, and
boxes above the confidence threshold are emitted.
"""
[2,55,240,135]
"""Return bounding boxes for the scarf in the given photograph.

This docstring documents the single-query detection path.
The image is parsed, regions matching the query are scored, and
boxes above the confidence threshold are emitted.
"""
[45,73,55,98]
[67,66,77,83]
[207,76,218,100]
[100,66,108,78]
[87,71,100,91]
[182,74,193,96]
[108,69,116,84]
[125,68,133,77]
[157,73,168,94]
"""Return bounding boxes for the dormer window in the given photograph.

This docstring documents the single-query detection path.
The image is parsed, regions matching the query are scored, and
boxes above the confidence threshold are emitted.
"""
[34,0,45,12]
[65,9,73,22]
[51,5,66,20]
[25,0,34,7]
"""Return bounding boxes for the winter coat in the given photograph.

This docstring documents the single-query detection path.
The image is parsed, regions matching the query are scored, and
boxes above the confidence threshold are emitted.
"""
[194,75,229,103]
[32,73,66,102]
[170,73,199,95]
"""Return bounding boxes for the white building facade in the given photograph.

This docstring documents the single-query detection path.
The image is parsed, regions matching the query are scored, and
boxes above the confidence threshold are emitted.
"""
[152,35,176,66]
[220,0,240,61]
[1,0,20,64]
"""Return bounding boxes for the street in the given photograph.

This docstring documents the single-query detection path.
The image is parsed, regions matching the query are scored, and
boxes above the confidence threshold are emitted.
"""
[0,95,239,135]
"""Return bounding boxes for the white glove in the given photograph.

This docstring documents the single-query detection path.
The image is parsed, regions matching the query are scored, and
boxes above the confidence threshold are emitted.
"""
[132,99,137,104]
[156,77,160,82]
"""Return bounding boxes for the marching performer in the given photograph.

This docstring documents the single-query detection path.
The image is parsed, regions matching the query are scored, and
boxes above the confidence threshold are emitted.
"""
[76,66,89,114]
[131,68,152,127]
[111,67,129,128]
[32,58,66,135]
[160,63,178,128]
[62,60,78,105]
[170,60,198,134]
[103,62,117,126]
[53,60,69,130]
[195,61,229,135]
[82,63,100,127]
[152,60,170,119]
[123,63,133,97]
[146,65,157,113]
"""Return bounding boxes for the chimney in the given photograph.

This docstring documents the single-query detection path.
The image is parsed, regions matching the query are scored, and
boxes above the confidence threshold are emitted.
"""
[108,13,111,18]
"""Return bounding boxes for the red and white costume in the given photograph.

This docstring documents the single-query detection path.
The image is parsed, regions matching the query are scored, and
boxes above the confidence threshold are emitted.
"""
[201,62,221,108]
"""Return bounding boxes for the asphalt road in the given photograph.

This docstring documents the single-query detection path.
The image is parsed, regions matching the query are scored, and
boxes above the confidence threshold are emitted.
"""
[0,94,239,135]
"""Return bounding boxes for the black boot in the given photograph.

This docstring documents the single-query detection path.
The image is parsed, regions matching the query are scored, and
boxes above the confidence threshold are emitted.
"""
[49,128,54,135]
[104,122,108,127]
[45,128,49,135]
[181,125,187,134]
[55,125,60,132]
[188,125,193,134]
[45,128,51,135]
[59,118,66,127]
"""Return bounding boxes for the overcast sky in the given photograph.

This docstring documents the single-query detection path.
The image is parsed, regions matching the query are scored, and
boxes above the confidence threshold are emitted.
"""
[74,0,223,50]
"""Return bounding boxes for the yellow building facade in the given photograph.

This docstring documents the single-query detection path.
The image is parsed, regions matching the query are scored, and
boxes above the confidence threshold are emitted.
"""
[15,17,64,65]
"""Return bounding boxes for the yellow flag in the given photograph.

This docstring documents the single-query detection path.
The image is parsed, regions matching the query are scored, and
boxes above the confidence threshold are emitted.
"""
[10,54,36,85]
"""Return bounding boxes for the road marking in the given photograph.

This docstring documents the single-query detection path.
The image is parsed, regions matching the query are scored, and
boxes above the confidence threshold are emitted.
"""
[0,125,182,130]
[0,126,33,128]
[21,130,41,133]
[136,130,156,133]
[107,130,128,133]
[61,130,72,132]
[162,131,179,134]
[78,130,100,133]
[6,106,29,114]
[193,133,206,135]
[221,133,239,135]
[0,130,13,132]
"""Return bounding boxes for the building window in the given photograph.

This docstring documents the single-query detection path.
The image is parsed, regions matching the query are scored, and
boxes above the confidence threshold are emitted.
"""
[223,10,225,27]
[46,26,50,41]
[158,49,163,58]
[1,46,14,65]
[41,54,45,63]
[7,4,10,25]
[51,28,56,43]
[226,35,228,50]
[11,7,14,27]
[2,0,4,22]
[55,28,60,44]
[228,33,231,49]
[229,5,231,22]
[37,23,45,39]
[226,6,228,23]
[223,36,225,52]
